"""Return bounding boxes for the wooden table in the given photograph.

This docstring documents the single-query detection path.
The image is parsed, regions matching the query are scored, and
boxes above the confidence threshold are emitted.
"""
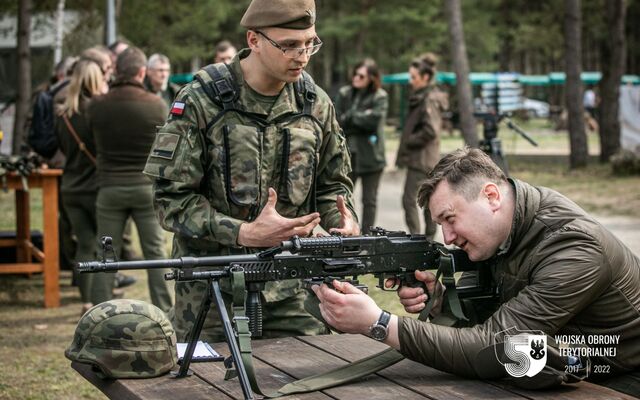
[72,334,634,400]
[0,169,62,307]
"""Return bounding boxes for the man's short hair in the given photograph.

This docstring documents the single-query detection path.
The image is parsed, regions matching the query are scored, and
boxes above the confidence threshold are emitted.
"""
[117,46,147,81]
[215,40,235,54]
[148,53,170,69]
[417,147,508,207]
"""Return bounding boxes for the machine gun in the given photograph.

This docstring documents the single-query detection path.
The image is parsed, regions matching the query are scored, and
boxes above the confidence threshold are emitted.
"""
[79,228,495,399]
[474,111,538,175]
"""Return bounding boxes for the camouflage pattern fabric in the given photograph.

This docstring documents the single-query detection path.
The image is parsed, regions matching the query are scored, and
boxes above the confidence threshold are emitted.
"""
[65,299,177,379]
[143,48,356,342]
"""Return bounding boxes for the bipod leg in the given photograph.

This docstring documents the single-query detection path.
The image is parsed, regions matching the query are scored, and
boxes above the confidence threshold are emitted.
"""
[174,279,213,378]
[212,280,255,400]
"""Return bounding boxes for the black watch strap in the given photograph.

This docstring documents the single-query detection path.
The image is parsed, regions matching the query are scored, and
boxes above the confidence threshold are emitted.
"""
[377,310,391,327]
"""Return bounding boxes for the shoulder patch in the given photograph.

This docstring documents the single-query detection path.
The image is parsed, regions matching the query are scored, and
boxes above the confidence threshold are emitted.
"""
[170,101,186,116]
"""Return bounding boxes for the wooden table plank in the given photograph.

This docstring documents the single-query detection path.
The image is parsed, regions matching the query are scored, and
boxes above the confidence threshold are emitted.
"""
[250,336,430,399]
[72,361,231,400]
[190,341,333,399]
[299,334,526,400]
[299,334,635,400]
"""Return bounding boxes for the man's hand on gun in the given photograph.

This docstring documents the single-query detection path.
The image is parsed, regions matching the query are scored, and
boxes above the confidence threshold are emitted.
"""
[393,270,445,317]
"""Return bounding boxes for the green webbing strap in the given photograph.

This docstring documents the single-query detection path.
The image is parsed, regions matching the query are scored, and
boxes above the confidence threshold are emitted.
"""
[227,251,464,398]
[438,251,469,323]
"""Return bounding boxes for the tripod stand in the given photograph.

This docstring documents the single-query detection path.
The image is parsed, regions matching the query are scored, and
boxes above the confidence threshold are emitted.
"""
[475,112,538,175]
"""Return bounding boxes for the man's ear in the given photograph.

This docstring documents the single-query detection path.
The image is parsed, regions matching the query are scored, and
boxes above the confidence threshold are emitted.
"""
[483,182,502,211]
[247,30,260,51]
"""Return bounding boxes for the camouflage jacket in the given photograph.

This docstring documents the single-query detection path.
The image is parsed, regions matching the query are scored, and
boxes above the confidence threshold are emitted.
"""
[144,49,355,265]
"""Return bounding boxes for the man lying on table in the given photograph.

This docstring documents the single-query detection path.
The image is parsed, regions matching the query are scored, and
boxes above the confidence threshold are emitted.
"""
[313,147,640,396]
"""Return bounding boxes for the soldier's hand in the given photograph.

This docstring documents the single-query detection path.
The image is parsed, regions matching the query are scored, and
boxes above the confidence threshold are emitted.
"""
[237,187,321,247]
[328,195,360,236]
[394,270,445,316]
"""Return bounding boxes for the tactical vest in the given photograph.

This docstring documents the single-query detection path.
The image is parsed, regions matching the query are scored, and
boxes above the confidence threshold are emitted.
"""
[193,63,322,223]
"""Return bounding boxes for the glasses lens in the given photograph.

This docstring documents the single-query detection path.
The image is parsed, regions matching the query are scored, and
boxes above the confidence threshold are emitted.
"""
[283,40,322,58]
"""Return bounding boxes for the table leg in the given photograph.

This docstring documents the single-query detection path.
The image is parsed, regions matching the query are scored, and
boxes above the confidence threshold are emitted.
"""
[42,177,60,308]
[15,189,31,263]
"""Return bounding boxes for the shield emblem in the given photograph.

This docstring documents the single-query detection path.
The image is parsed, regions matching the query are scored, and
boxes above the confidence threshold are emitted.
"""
[495,328,547,378]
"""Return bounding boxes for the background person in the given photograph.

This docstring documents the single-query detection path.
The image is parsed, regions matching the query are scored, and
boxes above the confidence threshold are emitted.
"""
[144,53,180,108]
[144,0,359,343]
[313,147,640,396]
[213,40,237,64]
[89,47,172,312]
[396,53,448,240]
[55,58,108,315]
[335,58,388,234]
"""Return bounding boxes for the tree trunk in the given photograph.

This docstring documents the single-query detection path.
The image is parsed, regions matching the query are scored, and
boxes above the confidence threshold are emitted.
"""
[53,0,65,66]
[444,0,478,147]
[598,0,626,162]
[564,0,588,169]
[13,0,32,154]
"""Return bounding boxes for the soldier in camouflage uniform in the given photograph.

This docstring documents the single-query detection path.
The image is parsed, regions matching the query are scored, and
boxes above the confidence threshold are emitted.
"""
[143,0,359,342]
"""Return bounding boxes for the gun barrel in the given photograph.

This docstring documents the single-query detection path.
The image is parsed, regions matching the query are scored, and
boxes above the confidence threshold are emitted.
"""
[78,253,261,273]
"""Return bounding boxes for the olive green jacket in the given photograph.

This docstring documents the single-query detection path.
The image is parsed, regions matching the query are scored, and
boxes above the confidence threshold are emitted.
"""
[54,97,96,194]
[398,179,640,380]
[143,49,355,262]
[396,86,448,172]
[335,86,388,174]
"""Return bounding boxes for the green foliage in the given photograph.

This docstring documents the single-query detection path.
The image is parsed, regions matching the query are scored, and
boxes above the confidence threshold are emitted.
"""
[118,0,245,70]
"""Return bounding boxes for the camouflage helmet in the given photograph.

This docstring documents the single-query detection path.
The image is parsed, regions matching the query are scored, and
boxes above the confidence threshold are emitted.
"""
[65,299,178,379]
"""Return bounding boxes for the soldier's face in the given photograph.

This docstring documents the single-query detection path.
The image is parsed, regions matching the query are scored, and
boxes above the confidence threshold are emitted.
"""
[429,180,508,261]
[255,26,318,83]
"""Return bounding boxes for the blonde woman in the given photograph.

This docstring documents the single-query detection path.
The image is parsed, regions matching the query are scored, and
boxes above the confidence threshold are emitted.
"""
[55,57,108,315]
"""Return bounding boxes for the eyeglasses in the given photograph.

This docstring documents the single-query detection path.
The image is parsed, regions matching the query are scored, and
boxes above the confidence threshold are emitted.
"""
[255,30,323,59]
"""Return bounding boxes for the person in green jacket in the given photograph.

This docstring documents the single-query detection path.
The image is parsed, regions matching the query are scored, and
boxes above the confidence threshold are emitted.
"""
[396,53,448,240]
[313,147,640,396]
[55,56,109,315]
[335,59,388,234]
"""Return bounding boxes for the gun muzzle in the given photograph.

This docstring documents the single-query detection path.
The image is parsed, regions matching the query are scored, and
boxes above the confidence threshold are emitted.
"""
[77,261,107,272]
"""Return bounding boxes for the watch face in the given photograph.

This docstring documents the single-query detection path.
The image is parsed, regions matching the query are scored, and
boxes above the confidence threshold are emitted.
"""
[370,324,388,341]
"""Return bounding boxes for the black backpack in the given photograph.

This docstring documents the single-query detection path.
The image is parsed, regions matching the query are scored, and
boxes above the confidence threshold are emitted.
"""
[27,79,69,158]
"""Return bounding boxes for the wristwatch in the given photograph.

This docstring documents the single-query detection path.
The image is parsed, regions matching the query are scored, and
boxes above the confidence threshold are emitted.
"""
[369,310,391,341]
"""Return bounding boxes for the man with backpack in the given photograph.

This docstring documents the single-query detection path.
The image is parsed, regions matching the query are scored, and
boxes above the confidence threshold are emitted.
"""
[144,0,359,342]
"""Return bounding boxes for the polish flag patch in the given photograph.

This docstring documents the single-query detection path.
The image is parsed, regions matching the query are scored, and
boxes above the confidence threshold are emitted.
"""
[170,101,186,116]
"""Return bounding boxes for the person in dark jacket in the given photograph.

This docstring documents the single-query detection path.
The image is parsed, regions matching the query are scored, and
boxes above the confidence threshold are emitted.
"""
[144,53,180,108]
[335,59,388,234]
[89,46,172,313]
[55,57,109,315]
[396,53,448,239]
[313,147,640,396]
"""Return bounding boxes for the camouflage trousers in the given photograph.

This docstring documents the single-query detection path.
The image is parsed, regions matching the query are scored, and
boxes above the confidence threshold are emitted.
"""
[172,279,329,343]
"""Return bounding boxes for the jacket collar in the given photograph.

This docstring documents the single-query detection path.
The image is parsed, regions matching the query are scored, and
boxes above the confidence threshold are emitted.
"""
[229,48,302,121]
[497,178,541,256]
[110,79,146,90]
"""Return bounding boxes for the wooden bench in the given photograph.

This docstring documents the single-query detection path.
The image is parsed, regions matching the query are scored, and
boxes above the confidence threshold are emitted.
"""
[0,169,62,307]
[72,333,634,399]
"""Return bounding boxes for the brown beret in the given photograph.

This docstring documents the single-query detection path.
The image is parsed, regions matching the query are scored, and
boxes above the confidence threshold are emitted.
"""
[241,0,316,30]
